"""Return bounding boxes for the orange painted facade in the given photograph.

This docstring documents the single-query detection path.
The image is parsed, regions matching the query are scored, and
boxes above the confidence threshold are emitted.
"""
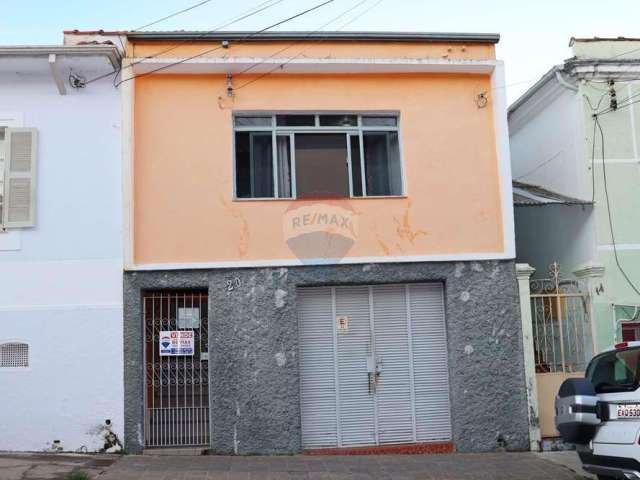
[131,41,507,266]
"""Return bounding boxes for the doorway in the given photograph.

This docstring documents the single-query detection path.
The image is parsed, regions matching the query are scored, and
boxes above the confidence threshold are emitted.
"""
[143,290,209,447]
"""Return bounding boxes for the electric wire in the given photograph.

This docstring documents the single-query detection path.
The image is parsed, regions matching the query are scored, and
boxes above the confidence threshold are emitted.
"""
[114,0,335,87]
[133,0,216,31]
[232,0,378,89]
[593,114,640,298]
[82,0,287,86]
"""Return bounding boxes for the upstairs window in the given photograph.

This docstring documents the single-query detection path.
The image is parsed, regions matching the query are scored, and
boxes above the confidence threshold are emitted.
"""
[0,127,38,229]
[234,113,403,199]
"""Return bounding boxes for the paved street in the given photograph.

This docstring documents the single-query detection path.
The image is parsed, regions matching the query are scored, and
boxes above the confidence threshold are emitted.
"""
[0,451,588,480]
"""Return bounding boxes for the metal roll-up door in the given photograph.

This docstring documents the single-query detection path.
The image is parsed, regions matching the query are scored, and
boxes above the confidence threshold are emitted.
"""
[298,287,337,448]
[335,286,376,446]
[372,285,415,444]
[409,284,452,442]
[298,283,451,449]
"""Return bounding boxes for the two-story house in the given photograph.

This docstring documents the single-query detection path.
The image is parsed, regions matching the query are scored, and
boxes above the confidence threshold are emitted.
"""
[66,29,530,455]
[509,37,640,439]
[0,43,124,451]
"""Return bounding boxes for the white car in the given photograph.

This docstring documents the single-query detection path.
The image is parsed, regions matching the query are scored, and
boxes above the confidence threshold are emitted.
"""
[556,341,640,480]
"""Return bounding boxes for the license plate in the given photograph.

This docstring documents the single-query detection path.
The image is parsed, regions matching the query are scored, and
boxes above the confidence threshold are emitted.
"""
[616,404,640,418]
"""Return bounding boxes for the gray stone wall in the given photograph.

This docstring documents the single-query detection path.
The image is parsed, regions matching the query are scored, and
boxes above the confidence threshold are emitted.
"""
[123,260,529,454]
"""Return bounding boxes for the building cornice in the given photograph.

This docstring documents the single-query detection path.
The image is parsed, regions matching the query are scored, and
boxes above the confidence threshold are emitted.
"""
[0,45,121,69]
[125,30,500,44]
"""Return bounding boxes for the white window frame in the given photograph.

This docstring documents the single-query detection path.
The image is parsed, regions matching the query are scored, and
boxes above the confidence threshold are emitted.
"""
[232,112,406,201]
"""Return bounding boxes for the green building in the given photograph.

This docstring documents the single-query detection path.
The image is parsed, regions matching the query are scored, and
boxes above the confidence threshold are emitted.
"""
[511,37,640,355]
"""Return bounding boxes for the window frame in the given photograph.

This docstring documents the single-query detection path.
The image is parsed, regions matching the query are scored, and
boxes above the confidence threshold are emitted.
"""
[232,112,406,201]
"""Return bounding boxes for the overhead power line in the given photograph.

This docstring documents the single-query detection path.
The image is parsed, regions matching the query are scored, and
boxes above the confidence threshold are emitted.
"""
[231,0,374,87]
[133,0,216,31]
[233,0,391,92]
[592,114,640,298]
[114,0,336,87]
[82,0,287,86]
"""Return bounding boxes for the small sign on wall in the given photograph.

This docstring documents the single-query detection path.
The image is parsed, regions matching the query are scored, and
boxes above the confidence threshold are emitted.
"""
[159,330,195,356]
[178,308,200,328]
[336,316,349,334]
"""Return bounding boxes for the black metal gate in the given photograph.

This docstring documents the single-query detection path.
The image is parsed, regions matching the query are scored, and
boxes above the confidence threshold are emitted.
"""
[143,290,209,447]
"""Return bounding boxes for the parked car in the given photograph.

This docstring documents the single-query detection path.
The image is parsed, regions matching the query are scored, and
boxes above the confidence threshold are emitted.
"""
[556,341,640,479]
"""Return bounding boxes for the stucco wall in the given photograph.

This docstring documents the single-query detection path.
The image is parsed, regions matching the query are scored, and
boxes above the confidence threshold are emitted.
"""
[514,205,596,279]
[132,70,507,265]
[124,260,529,454]
[509,81,587,200]
[0,76,123,451]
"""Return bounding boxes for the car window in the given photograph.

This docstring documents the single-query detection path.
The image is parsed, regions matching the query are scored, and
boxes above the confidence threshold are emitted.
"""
[586,347,640,393]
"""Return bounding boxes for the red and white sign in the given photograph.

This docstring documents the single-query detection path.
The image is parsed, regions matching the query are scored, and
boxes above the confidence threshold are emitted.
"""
[159,330,195,356]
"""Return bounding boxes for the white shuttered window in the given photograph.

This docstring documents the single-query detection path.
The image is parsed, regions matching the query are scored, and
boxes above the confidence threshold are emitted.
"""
[2,128,37,228]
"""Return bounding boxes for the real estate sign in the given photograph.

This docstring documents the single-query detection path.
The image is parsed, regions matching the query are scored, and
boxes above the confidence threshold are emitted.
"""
[159,330,195,356]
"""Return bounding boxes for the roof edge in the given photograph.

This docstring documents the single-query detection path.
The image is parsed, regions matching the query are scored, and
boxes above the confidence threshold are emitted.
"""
[0,44,121,69]
[508,65,563,115]
[122,30,500,44]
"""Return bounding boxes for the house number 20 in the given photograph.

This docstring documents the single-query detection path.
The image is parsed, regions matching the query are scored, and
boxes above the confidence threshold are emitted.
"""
[226,277,241,291]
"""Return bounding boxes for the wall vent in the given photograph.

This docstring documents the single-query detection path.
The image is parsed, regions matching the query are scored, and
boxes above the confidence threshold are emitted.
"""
[0,342,29,368]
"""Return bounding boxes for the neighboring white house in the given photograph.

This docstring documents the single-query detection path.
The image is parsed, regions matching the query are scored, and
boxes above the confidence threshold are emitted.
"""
[0,44,123,451]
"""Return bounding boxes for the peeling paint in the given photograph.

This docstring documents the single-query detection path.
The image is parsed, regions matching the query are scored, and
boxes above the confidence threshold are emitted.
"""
[275,352,286,367]
[238,220,250,257]
[136,424,143,448]
[471,262,484,272]
[455,262,466,278]
[464,345,474,355]
[460,291,470,302]
[377,238,391,256]
[394,202,427,244]
[233,425,239,455]
[490,265,501,278]
[275,289,288,308]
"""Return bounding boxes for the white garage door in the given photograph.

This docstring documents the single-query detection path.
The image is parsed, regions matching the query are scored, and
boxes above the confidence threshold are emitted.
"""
[298,283,451,448]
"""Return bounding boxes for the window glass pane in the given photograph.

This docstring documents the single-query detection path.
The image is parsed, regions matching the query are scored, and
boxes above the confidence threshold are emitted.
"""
[295,133,349,199]
[235,132,274,198]
[363,131,402,196]
[234,116,272,127]
[349,135,363,197]
[362,116,398,127]
[587,347,640,393]
[276,115,315,127]
[277,136,292,198]
[319,115,357,127]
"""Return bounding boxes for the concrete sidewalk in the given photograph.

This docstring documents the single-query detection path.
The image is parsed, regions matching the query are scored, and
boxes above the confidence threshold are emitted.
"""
[0,451,590,480]
[99,452,585,480]
[0,453,116,480]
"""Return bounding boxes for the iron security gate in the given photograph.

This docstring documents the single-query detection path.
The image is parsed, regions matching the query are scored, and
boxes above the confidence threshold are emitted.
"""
[144,291,209,447]
[529,262,594,438]
[298,283,451,448]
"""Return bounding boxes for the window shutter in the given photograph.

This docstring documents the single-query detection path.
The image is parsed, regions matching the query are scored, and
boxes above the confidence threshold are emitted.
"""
[3,128,37,228]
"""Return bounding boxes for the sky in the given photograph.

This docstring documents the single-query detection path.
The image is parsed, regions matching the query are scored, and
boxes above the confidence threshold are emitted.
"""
[2,0,640,103]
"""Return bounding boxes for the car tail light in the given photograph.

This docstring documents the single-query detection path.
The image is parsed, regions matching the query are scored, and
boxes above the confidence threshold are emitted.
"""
[616,342,629,349]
